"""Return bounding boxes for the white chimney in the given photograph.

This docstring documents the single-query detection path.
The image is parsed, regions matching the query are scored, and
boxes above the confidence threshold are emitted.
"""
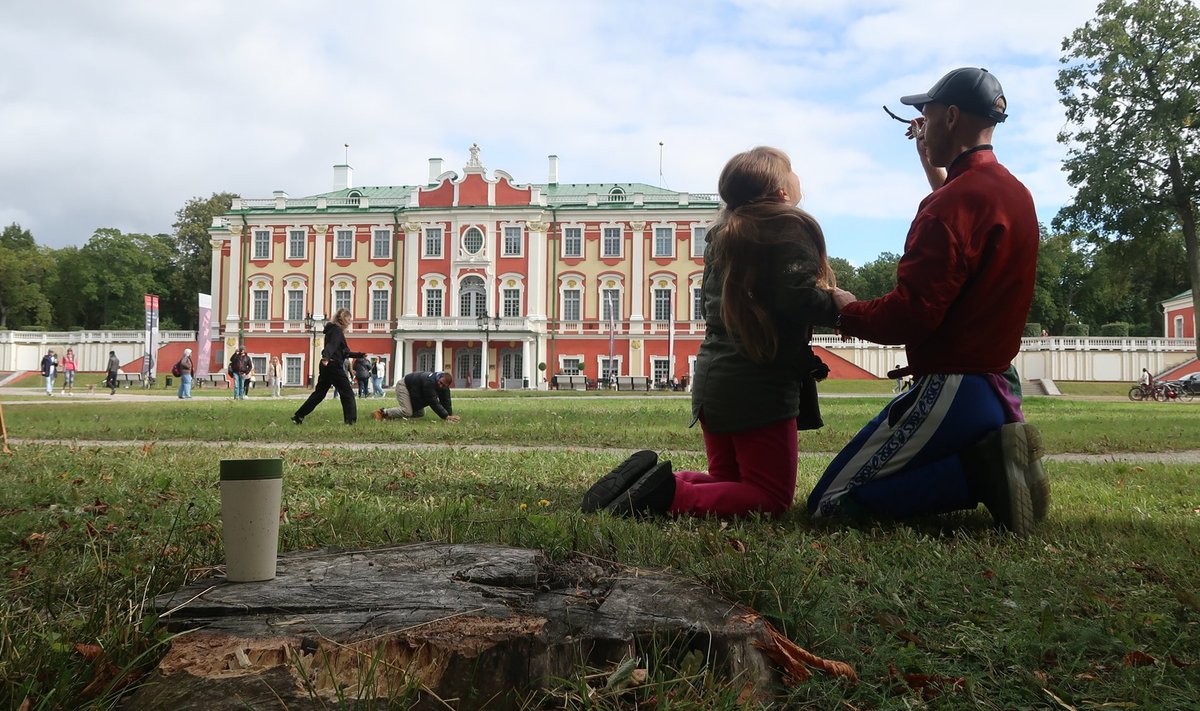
[333,164,353,191]
[428,157,444,184]
[548,154,559,185]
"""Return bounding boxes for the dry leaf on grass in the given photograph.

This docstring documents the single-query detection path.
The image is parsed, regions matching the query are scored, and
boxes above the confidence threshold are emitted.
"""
[752,620,858,686]
[1122,650,1156,667]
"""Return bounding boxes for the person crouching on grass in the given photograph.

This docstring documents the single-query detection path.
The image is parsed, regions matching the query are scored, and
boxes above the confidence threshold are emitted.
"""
[291,308,366,425]
[373,371,460,423]
[581,146,843,518]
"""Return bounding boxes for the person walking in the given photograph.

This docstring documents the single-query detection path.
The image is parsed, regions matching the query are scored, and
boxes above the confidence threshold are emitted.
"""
[176,348,194,399]
[229,347,252,400]
[580,146,840,519]
[373,370,461,422]
[370,357,384,398]
[105,350,120,395]
[40,349,58,396]
[268,355,283,398]
[354,356,372,398]
[61,348,77,396]
[291,309,365,425]
[808,67,1047,535]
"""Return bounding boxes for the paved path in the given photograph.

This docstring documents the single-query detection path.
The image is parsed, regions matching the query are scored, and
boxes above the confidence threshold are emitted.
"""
[8,437,1200,464]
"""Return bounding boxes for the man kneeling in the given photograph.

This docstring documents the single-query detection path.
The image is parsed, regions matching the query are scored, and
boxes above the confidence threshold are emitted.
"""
[374,371,460,423]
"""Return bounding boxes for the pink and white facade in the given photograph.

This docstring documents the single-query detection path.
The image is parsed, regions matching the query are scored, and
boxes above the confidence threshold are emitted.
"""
[1161,289,1195,339]
[207,146,719,388]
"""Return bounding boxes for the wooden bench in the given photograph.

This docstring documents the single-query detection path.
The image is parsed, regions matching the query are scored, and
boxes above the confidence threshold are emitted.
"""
[113,372,144,388]
[614,376,651,392]
[552,375,586,391]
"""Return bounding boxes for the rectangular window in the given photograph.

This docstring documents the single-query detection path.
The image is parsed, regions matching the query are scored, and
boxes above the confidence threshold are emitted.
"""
[563,227,582,258]
[653,288,672,321]
[287,230,306,259]
[602,288,620,321]
[692,226,708,257]
[253,230,271,260]
[602,227,622,258]
[335,229,354,259]
[251,289,269,321]
[286,290,304,321]
[652,358,670,384]
[503,226,522,256]
[424,228,443,258]
[503,288,521,318]
[425,288,443,317]
[371,289,389,321]
[285,356,302,386]
[562,289,581,321]
[692,286,703,320]
[372,228,391,259]
[561,357,581,376]
[1175,316,1185,337]
[334,289,351,314]
[654,227,674,258]
[600,358,618,380]
[251,356,267,377]
[561,228,580,258]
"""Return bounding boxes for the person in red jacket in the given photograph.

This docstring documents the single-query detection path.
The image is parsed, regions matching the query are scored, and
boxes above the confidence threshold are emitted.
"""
[807,68,1048,535]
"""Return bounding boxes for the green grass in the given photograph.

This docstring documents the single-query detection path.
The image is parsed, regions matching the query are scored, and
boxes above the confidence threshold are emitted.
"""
[0,395,1197,709]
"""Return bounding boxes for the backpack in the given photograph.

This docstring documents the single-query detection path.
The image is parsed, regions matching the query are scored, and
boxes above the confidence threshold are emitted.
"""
[171,362,182,377]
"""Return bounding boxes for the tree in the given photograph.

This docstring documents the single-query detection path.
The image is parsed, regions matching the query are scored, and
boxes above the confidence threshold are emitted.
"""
[169,193,236,330]
[0,223,53,329]
[1056,0,1200,355]
[855,252,902,301]
[827,256,863,297]
[1029,228,1091,335]
[65,229,176,329]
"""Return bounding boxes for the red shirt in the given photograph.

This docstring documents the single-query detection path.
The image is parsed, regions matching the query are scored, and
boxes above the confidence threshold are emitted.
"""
[839,148,1038,375]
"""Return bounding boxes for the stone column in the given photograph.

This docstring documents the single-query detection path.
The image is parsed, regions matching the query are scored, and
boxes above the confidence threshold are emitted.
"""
[629,221,646,335]
[402,222,422,318]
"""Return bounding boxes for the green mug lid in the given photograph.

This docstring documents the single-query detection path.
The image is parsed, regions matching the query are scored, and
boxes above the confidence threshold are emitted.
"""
[220,458,283,481]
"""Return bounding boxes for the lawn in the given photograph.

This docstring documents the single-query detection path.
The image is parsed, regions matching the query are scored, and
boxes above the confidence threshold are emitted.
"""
[0,392,1197,709]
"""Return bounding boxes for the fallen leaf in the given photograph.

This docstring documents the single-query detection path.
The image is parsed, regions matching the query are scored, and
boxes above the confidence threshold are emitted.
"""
[83,498,109,515]
[728,538,747,554]
[75,643,104,662]
[752,620,857,686]
[1122,651,1156,667]
[887,662,964,699]
[981,569,996,580]
[385,481,402,491]
[10,566,29,581]
[402,469,417,479]
[1169,655,1197,668]
[21,533,48,552]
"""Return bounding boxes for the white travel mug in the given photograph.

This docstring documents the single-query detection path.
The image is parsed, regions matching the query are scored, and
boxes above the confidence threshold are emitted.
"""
[219,458,283,582]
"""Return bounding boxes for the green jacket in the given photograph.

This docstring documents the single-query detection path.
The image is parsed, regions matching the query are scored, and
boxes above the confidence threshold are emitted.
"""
[690,223,838,433]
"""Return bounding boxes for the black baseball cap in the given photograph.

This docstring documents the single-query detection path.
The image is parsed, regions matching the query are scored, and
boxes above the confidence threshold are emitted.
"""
[900,67,1007,123]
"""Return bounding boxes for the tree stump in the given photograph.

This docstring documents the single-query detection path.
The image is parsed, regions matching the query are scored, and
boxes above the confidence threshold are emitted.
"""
[131,542,785,709]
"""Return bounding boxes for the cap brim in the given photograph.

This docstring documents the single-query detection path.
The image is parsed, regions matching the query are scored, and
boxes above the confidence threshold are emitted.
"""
[899,92,931,108]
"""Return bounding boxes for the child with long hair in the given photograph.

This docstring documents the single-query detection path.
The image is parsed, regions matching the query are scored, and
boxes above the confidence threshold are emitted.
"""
[582,146,847,518]
[291,309,366,425]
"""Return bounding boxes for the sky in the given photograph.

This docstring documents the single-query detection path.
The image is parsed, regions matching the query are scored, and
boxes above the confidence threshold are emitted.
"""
[0,0,1101,266]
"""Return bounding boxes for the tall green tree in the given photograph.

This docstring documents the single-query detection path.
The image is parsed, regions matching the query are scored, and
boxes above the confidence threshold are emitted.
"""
[855,252,902,301]
[1057,0,1200,353]
[169,192,236,330]
[0,223,54,329]
[67,229,177,329]
[1030,228,1091,334]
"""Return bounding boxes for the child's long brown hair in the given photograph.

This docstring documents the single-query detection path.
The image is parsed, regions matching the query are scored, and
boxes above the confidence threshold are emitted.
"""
[709,146,834,363]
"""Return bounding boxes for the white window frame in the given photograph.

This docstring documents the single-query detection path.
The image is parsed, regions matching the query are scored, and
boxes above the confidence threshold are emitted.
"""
[459,275,487,317]
[597,356,623,380]
[600,287,622,322]
[1175,315,1185,337]
[691,225,709,258]
[372,228,392,260]
[653,287,673,321]
[287,229,307,260]
[561,287,581,321]
[651,357,671,384]
[251,288,270,322]
[252,229,271,260]
[559,356,582,376]
[286,288,305,322]
[424,227,443,258]
[425,287,444,317]
[334,228,355,260]
[502,287,521,318]
[601,226,623,258]
[370,288,390,321]
[692,285,703,321]
[462,226,484,256]
[284,355,303,386]
[653,225,675,258]
[502,225,523,257]
[562,226,583,258]
[416,348,436,373]
[333,288,352,314]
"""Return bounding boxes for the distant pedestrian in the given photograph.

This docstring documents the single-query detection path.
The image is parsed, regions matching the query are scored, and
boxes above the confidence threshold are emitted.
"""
[61,348,77,396]
[354,357,372,398]
[40,349,58,396]
[291,309,366,425]
[370,357,384,397]
[105,350,120,394]
[176,348,194,399]
[891,364,904,393]
[229,347,252,400]
[268,355,283,398]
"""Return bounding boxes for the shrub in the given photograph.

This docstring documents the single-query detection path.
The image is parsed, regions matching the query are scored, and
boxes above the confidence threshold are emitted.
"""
[1100,322,1132,337]
[1063,323,1090,337]
[1023,322,1042,337]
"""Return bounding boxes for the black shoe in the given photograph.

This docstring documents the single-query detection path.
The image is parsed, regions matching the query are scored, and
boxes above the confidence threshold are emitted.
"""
[291,415,303,425]
[581,450,658,513]
[965,424,1034,536]
[606,461,675,518]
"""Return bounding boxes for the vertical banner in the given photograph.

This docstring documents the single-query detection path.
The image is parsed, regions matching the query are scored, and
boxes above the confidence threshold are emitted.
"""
[196,293,212,378]
[142,294,160,383]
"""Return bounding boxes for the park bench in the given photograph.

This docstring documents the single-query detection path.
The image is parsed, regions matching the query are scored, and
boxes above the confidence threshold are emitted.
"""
[501,378,526,390]
[113,372,144,388]
[552,375,586,391]
[614,376,650,392]
[196,373,230,388]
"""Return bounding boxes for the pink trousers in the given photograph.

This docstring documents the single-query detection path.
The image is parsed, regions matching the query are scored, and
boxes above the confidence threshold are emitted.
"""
[670,417,798,518]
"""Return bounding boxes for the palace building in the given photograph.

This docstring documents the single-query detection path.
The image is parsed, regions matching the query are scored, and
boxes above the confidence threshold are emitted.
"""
[207,145,719,389]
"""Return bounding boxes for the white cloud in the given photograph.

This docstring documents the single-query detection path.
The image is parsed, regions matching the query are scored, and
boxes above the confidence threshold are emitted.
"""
[0,0,1099,263]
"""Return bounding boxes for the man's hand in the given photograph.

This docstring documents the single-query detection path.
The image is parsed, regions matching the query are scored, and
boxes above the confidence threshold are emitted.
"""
[445,415,461,423]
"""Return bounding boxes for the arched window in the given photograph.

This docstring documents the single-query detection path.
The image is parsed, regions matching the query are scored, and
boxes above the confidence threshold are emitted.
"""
[463,227,484,255]
[459,275,487,317]
[608,187,626,203]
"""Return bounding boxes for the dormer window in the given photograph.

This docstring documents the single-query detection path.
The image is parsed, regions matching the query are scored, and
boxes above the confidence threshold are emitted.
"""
[608,187,626,203]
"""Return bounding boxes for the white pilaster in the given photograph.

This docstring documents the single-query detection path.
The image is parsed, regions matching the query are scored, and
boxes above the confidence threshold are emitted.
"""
[312,224,328,319]
[526,217,548,321]
[403,221,422,318]
[225,225,242,325]
[629,220,646,334]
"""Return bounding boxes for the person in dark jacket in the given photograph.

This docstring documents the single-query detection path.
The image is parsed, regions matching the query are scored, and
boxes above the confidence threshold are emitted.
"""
[291,309,365,425]
[373,371,460,422]
[353,357,372,398]
[229,347,253,400]
[105,350,120,394]
[581,146,840,519]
